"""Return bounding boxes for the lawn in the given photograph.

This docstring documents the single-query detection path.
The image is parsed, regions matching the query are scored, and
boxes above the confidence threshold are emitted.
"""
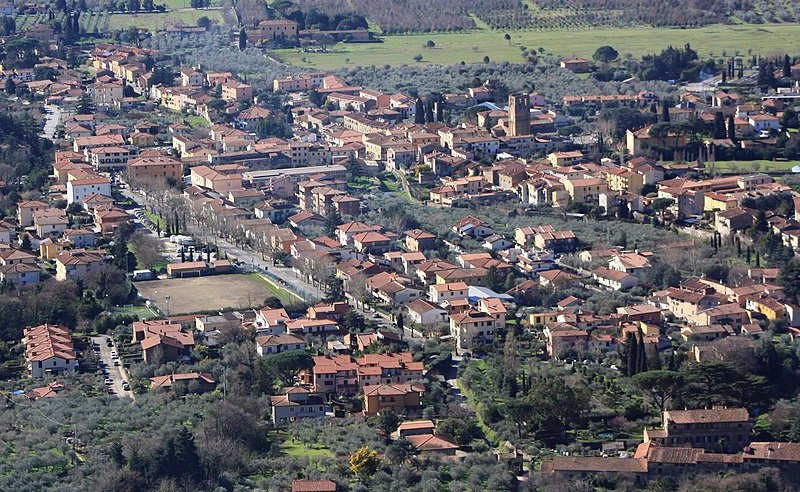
[185,114,210,128]
[280,438,335,459]
[377,172,401,192]
[160,0,221,8]
[706,160,800,174]
[108,9,223,31]
[110,304,160,320]
[142,210,165,229]
[246,273,304,305]
[277,23,800,69]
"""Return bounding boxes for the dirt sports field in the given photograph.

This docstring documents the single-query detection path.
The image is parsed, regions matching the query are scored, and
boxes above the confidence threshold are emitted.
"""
[134,274,273,315]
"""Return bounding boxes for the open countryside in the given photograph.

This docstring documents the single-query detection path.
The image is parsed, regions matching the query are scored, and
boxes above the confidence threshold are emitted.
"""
[279,23,800,69]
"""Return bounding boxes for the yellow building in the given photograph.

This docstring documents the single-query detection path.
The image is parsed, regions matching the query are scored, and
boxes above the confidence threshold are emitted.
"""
[603,167,644,195]
[746,295,786,321]
[547,151,583,167]
[127,156,182,188]
[564,177,608,204]
[529,311,558,326]
[703,191,739,212]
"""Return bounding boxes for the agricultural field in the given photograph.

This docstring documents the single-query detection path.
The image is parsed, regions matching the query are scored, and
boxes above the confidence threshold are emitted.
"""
[706,160,800,175]
[277,23,800,69]
[107,9,223,31]
[289,0,800,33]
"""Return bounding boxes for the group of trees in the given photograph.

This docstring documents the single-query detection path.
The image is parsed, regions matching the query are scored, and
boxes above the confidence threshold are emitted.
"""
[278,6,368,32]
[413,95,444,124]
[287,0,512,33]
[636,43,699,81]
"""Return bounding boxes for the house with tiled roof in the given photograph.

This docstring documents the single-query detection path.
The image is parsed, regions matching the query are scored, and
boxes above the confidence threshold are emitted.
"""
[255,333,307,355]
[592,266,638,291]
[449,297,506,353]
[140,323,195,364]
[291,479,337,492]
[23,324,76,378]
[0,262,41,286]
[406,433,460,456]
[271,387,330,424]
[404,228,437,252]
[363,383,425,416]
[54,249,106,281]
[688,303,751,330]
[644,407,750,453]
[406,298,448,326]
[150,372,216,393]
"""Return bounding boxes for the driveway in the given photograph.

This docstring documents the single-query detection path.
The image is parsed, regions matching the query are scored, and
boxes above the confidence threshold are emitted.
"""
[92,336,134,400]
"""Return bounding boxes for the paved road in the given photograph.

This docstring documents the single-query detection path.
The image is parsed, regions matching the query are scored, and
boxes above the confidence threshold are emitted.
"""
[121,189,324,301]
[42,104,61,141]
[92,336,134,400]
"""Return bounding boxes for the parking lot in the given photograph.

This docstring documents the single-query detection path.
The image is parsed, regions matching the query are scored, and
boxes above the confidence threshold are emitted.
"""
[92,336,134,400]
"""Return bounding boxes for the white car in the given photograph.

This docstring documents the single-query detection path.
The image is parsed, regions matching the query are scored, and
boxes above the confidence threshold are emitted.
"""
[104,378,113,385]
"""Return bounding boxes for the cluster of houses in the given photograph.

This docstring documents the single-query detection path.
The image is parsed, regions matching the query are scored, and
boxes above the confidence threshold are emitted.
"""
[542,407,800,482]
[538,263,799,366]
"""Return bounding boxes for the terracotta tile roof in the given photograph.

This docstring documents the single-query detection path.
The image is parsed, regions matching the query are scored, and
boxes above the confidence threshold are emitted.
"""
[540,456,647,473]
[405,433,460,451]
[664,407,748,425]
[291,480,337,492]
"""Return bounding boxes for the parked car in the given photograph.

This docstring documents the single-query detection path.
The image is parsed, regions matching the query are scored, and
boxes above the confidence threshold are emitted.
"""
[104,378,113,385]
[107,387,115,395]
[122,382,130,391]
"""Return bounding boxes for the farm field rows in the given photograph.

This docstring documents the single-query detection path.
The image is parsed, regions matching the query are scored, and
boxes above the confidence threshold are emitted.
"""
[277,23,800,69]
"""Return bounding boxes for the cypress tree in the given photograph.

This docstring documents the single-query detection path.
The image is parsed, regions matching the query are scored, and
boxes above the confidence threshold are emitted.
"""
[425,99,434,123]
[238,28,247,51]
[755,251,761,267]
[636,329,647,374]
[435,94,444,122]
[727,114,736,141]
[736,237,742,257]
[784,54,792,79]
[414,98,425,124]
[661,101,670,123]
[649,349,662,370]
[625,333,637,376]
[746,245,751,263]
[721,69,727,85]
[713,112,726,139]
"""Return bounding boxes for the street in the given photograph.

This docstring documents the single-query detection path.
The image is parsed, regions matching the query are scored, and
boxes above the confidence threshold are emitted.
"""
[92,336,134,400]
[41,104,61,141]
[121,189,325,301]
[123,189,426,341]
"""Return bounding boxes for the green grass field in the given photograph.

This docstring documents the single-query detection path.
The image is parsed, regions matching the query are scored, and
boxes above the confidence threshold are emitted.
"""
[278,23,800,69]
[706,160,800,174]
[111,304,160,320]
[160,0,221,8]
[247,273,304,305]
[108,9,223,31]
[280,439,335,459]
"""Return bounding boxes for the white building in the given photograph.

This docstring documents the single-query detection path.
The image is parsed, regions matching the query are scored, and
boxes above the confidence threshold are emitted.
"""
[66,176,111,205]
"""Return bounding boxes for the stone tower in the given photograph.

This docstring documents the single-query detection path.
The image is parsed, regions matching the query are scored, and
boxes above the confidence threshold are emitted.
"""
[508,93,531,137]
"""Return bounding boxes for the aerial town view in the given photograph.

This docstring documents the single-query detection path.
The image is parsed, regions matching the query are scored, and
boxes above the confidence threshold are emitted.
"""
[3,0,800,490]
